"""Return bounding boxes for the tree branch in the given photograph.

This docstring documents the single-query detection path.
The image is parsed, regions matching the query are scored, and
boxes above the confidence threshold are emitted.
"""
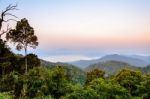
[4,13,18,18]
[0,24,11,36]
[4,19,17,22]
[0,4,18,31]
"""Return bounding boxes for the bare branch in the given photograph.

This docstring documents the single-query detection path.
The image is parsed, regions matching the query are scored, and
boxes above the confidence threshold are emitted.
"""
[4,13,18,18]
[4,4,18,13]
[0,4,18,32]
[0,24,11,37]
[4,19,17,22]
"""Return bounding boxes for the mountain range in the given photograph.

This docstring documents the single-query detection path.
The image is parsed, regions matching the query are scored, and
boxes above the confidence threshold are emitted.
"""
[41,55,150,76]
[70,54,150,68]
[40,55,150,77]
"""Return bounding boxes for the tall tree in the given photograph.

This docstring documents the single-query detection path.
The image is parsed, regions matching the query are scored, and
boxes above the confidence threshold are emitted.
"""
[6,18,38,74]
[0,4,17,39]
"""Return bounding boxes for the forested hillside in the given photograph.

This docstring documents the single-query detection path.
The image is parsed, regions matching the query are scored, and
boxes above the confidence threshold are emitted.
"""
[41,59,86,85]
[85,61,150,75]
[85,61,140,75]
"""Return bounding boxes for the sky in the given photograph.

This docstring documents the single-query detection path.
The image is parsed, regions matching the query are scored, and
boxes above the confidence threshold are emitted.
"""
[1,0,150,62]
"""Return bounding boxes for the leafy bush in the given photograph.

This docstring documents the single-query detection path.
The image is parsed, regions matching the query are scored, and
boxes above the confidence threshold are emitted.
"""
[0,92,13,99]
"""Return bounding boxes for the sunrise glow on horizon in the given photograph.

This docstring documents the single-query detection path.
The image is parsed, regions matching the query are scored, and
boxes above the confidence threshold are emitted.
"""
[1,0,150,62]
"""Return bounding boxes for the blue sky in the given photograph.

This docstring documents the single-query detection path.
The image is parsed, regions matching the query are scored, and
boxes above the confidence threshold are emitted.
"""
[1,0,150,62]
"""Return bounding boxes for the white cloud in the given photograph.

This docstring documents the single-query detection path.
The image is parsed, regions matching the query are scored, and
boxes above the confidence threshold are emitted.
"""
[41,55,99,62]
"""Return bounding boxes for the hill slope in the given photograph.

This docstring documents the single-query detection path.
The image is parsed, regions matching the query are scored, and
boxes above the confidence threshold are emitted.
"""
[85,61,141,75]
[40,59,86,84]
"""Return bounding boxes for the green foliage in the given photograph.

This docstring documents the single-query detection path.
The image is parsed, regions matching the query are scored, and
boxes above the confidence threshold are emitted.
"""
[23,67,50,98]
[41,60,86,85]
[25,54,40,68]
[115,69,142,97]
[137,74,150,98]
[86,69,105,84]
[64,84,99,99]
[16,66,70,99]
[63,65,86,85]
[0,39,16,75]
[17,53,40,74]
[0,92,13,99]
[89,78,129,99]
[0,72,19,92]
[1,61,150,99]
[46,66,70,99]
[6,18,38,51]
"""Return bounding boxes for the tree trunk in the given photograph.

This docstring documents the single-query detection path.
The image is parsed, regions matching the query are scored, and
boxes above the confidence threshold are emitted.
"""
[25,46,27,74]
[0,19,2,39]
[0,19,3,31]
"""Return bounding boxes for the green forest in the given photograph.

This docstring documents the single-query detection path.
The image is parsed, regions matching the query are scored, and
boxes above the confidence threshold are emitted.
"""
[1,3,150,99]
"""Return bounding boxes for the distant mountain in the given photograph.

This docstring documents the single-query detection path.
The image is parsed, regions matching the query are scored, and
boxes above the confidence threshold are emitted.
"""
[100,54,148,67]
[129,55,150,63]
[70,54,150,68]
[85,61,140,75]
[70,59,101,69]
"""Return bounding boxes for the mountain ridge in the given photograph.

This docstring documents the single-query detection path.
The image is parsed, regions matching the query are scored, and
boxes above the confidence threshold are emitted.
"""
[70,54,150,68]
